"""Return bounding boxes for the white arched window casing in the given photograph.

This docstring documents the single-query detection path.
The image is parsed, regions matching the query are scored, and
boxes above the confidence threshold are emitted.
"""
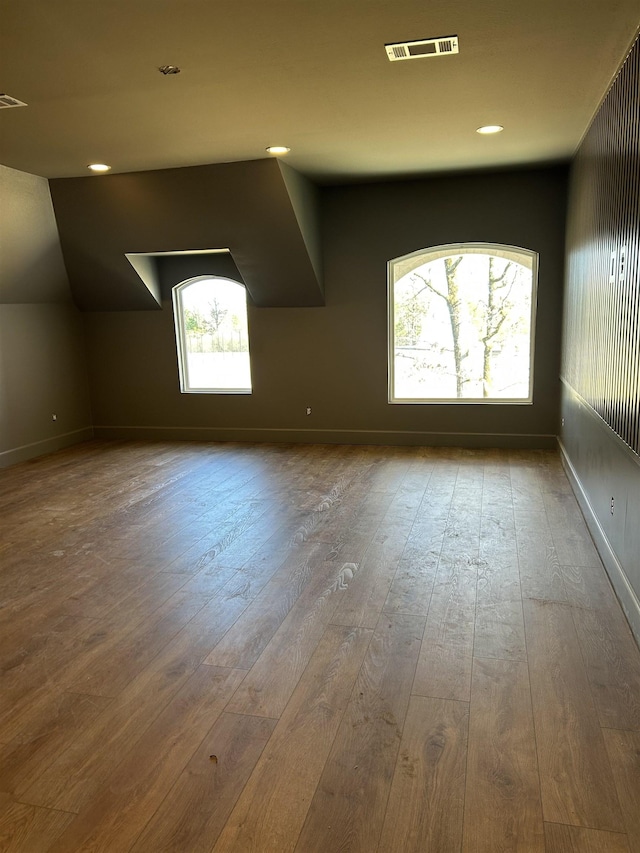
[388,243,538,403]
[173,276,252,394]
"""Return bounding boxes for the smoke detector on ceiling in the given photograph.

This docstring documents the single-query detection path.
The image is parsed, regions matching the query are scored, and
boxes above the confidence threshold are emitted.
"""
[0,93,28,108]
[385,36,459,61]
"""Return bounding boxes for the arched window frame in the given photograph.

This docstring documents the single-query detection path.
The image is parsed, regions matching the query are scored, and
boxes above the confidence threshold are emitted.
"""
[172,275,252,394]
[388,242,539,404]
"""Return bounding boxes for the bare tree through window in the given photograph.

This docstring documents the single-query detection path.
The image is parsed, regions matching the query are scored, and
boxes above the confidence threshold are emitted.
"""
[389,245,537,402]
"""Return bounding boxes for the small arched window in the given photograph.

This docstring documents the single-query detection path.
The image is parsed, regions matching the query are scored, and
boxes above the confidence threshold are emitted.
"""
[389,243,538,403]
[173,276,252,393]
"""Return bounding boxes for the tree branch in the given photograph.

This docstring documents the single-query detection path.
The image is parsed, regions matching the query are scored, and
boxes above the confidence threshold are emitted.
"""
[410,272,448,302]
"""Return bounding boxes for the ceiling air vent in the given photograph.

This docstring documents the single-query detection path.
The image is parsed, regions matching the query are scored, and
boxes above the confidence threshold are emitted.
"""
[385,36,459,62]
[0,93,28,108]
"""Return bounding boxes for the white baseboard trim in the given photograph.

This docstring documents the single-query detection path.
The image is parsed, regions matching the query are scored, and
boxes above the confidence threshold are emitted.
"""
[559,439,640,645]
[0,427,94,469]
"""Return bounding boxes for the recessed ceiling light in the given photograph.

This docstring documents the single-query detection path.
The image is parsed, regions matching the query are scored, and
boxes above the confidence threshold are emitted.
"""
[266,146,291,156]
[88,163,111,172]
[476,125,504,135]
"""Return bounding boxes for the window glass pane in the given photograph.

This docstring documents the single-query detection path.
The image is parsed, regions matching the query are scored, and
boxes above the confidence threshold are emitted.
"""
[390,246,536,402]
[174,277,252,393]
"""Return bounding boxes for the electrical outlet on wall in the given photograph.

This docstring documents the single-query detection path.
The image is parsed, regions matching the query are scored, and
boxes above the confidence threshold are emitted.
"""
[306,406,312,416]
[610,496,615,515]
[52,414,57,421]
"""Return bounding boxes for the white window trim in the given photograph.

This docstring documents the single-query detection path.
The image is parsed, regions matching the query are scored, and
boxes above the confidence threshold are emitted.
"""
[172,275,252,394]
[388,243,539,405]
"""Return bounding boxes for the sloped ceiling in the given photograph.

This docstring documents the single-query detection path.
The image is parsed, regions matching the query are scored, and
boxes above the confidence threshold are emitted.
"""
[49,158,324,309]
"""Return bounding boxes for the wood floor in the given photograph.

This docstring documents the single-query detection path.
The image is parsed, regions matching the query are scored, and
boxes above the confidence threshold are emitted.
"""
[1,440,639,852]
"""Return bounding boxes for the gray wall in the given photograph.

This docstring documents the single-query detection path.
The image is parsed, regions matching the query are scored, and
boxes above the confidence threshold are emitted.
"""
[560,37,640,642]
[0,164,92,466]
[49,160,323,310]
[85,165,567,447]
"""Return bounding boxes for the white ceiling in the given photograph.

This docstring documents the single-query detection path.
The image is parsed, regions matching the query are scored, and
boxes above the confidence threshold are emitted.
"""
[1,0,638,181]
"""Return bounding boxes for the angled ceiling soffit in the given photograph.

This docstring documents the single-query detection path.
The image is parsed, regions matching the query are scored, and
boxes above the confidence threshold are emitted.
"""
[49,159,324,311]
[125,248,247,306]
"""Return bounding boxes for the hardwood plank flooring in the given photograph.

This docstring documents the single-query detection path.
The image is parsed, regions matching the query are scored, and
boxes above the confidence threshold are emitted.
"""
[225,559,362,718]
[46,665,247,853]
[462,657,544,852]
[523,598,624,831]
[0,692,112,799]
[544,823,630,852]
[293,613,424,853]
[203,542,329,669]
[212,624,372,853]
[0,440,638,851]
[130,712,276,853]
[377,696,468,852]
[570,605,640,731]
[603,729,640,851]
[412,554,478,701]
[0,793,74,852]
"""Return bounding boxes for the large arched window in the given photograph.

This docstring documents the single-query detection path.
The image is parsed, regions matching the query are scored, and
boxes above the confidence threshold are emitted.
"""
[173,276,252,393]
[389,243,538,403]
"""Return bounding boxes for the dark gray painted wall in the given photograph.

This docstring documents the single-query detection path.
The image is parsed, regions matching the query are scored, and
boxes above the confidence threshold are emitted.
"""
[561,385,640,642]
[0,164,72,304]
[49,159,324,310]
[0,165,92,466]
[560,37,640,642]
[85,165,568,447]
[279,161,324,288]
[322,167,567,441]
